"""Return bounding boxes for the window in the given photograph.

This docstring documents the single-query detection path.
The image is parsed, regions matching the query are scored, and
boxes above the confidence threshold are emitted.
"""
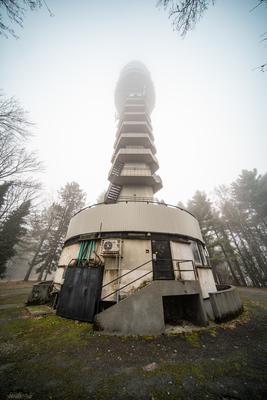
[199,245,208,266]
[191,241,202,265]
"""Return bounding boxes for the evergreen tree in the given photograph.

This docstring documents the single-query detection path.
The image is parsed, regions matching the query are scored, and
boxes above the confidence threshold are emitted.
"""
[0,182,11,215]
[0,200,30,277]
[25,182,86,281]
[185,170,267,288]
[187,191,224,283]
[187,190,247,286]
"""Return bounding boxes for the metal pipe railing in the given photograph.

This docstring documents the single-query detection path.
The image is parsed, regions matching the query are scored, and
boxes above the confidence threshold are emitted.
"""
[102,259,152,288]
[102,270,153,301]
[101,258,198,301]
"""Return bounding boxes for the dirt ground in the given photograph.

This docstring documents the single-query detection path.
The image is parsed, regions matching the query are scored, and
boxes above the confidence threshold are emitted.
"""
[0,282,266,400]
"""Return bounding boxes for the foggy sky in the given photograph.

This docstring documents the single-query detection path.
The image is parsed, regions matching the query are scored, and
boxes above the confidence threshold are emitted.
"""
[1,0,267,206]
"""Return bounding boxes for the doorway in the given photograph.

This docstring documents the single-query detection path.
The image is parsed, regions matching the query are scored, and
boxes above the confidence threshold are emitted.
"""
[163,294,205,326]
[151,240,174,280]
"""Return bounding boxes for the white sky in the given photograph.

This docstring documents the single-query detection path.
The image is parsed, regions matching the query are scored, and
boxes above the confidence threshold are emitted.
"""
[1,0,267,206]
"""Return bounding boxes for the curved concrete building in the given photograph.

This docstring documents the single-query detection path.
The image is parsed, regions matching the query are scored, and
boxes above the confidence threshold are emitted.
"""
[54,62,242,333]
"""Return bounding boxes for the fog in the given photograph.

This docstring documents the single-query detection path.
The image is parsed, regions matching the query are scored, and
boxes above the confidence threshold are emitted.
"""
[1,0,267,205]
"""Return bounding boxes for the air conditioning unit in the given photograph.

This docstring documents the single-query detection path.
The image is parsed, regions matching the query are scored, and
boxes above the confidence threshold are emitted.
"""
[101,239,121,256]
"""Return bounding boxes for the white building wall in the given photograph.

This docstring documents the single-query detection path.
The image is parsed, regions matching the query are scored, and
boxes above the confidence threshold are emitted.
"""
[54,243,80,284]
[119,185,154,199]
[58,243,80,266]
[55,237,217,301]
[170,240,217,299]
[101,239,152,301]
[54,267,65,285]
[197,268,217,299]
[170,241,195,280]
[66,203,204,242]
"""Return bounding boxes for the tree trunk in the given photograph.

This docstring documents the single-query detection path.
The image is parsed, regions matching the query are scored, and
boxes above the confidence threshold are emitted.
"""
[213,228,240,285]
[24,239,45,281]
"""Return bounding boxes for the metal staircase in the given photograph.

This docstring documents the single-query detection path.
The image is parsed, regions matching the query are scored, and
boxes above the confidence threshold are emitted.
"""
[105,183,122,203]
[110,161,124,178]
[98,258,198,311]
[105,162,124,202]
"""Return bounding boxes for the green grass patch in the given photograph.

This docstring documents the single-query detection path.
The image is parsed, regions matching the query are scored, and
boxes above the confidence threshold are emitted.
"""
[183,331,201,348]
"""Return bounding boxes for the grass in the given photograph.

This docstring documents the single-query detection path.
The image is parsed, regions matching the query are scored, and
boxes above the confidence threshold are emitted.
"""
[0,286,266,399]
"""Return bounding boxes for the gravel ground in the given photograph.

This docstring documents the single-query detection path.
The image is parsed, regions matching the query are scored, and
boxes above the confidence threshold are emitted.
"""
[0,282,266,400]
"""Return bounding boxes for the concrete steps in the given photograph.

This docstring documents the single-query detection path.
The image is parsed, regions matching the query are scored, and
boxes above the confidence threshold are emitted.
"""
[94,280,208,335]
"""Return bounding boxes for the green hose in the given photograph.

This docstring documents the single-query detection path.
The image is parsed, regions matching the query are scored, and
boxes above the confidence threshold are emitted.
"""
[77,240,96,266]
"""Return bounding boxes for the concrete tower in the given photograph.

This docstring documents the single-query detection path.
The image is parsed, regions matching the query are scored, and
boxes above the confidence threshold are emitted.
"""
[105,61,162,203]
[54,62,243,334]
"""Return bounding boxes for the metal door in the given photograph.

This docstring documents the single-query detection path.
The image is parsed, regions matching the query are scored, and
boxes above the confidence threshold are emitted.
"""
[56,265,104,322]
[152,240,174,280]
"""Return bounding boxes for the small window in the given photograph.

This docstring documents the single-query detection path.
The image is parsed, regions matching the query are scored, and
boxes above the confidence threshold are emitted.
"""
[191,241,202,265]
[199,244,208,266]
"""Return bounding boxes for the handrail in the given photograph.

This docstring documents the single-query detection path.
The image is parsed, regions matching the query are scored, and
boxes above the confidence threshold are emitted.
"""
[101,257,198,301]
[71,200,197,220]
[102,259,152,288]
[174,259,198,281]
[102,270,153,301]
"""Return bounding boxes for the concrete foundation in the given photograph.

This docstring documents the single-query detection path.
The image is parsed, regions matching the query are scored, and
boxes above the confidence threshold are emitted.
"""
[203,298,215,321]
[95,280,208,335]
[209,285,243,322]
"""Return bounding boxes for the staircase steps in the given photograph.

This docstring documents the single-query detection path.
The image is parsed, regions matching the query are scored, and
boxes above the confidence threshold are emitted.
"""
[111,161,124,177]
[105,183,122,203]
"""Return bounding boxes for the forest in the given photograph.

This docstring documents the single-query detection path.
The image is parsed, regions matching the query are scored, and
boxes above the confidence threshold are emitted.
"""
[184,171,267,287]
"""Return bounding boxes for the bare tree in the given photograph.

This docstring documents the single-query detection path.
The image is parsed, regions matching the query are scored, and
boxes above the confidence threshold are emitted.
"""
[0,94,31,137]
[0,93,42,181]
[157,0,214,37]
[0,0,53,38]
[157,0,267,70]
[0,179,40,222]
[0,93,42,277]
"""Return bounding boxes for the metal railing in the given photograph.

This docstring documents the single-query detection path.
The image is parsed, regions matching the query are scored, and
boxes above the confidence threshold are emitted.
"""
[120,168,151,176]
[117,196,154,202]
[101,259,153,301]
[101,258,198,301]
[71,200,197,220]
[116,119,153,135]
[174,259,198,281]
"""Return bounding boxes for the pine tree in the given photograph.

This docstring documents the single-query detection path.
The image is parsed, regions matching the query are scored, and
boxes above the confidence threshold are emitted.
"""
[187,191,245,285]
[0,200,30,277]
[26,182,86,281]
[179,169,267,287]
[0,182,11,211]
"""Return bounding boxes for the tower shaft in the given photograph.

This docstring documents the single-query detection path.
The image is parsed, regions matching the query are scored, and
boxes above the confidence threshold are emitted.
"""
[105,94,162,203]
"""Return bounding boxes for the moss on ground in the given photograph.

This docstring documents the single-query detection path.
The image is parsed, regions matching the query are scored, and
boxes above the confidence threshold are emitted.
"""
[0,287,267,399]
[151,352,246,383]
[183,331,202,348]
[0,308,94,360]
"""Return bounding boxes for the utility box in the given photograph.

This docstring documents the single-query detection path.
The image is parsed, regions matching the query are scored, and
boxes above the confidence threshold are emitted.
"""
[101,239,122,256]
[27,281,53,305]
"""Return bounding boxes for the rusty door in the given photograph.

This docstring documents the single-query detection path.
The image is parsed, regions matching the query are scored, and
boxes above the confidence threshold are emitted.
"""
[56,265,104,322]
